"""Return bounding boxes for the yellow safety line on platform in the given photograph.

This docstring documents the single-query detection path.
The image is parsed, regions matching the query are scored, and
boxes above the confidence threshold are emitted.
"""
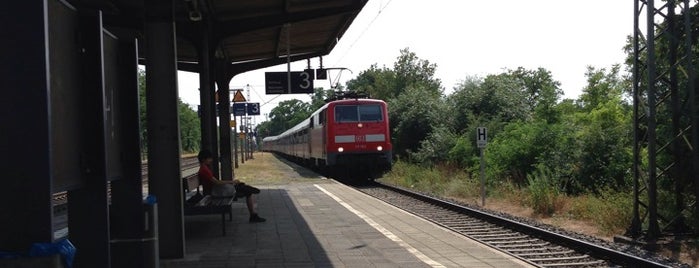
[314,184,446,268]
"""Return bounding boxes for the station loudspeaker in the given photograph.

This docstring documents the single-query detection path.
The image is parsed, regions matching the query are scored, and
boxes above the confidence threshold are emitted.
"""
[316,68,327,80]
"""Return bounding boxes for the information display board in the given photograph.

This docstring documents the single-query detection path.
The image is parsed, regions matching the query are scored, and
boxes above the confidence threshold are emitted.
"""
[265,71,314,94]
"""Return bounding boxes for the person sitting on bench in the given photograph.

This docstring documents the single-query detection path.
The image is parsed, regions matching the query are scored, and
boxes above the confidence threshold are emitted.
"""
[197,150,266,223]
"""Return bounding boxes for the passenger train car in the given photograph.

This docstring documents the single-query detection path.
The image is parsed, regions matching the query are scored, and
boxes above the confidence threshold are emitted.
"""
[262,96,392,177]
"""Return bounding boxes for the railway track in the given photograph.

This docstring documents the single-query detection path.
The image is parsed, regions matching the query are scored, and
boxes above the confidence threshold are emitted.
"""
[52,156,199,204]
[354,181,677,268]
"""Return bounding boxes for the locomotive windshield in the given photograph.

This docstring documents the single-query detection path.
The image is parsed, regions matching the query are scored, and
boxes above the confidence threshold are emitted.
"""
[335,104,383,122]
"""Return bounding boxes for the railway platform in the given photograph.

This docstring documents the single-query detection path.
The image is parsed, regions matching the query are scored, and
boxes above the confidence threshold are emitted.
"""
[161,160,532,267]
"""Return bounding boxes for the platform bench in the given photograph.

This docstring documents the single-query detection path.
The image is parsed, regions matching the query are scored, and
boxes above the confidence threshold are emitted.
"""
[182,174,235,236]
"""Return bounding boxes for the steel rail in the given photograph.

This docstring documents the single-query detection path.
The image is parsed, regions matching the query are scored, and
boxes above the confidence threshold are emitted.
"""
[367,182,671,268]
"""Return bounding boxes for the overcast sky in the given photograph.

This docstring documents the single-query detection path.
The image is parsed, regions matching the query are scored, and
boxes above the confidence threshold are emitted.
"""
[177,0,634,122]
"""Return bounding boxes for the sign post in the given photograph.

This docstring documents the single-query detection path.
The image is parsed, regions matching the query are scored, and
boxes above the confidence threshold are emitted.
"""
[477,127,487,206]
[231,90,245,169]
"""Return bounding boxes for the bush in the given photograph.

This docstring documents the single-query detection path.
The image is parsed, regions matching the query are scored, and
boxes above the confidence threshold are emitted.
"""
[568,190,633,235]
[411,126,458,165]
[489,180,528,204]
[443,173,480,201]
[381,161,444,194]
[527,166,563,216]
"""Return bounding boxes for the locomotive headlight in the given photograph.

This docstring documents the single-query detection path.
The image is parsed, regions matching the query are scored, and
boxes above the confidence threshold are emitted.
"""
[357,123,363,128]
[377,146,383,151]
[338,147,344,152]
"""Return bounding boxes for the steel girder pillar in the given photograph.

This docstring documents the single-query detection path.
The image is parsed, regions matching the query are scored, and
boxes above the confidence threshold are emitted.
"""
[108,38,148,267]
[198,19,220,176]
[216,58,234,180]
[0,0,62,253]
[145,0,185,258]
[210,56,221,177]
[631,0,698,238]
[67,12,113,268]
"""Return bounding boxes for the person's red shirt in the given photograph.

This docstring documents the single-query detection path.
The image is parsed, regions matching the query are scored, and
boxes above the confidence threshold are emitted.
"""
[198,163,215,195]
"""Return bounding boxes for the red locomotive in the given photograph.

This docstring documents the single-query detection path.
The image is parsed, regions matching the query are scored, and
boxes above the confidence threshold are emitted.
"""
[262,93,392,178]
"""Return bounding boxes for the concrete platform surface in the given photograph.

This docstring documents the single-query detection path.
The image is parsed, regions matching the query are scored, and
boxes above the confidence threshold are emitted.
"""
[161,177,532,268]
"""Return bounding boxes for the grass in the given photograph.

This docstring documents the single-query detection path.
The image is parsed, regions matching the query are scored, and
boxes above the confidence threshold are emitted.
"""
[567,190,633,235]
[233,155,634,236]
[233,152,322,185]
[526,166,564,216]
[380,160,633,237]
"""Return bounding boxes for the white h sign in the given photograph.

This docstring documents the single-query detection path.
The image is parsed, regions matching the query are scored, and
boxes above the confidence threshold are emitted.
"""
[476,127,487,148]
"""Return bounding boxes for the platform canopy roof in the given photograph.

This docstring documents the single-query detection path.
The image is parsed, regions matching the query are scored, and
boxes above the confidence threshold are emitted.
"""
[70,0,368,73]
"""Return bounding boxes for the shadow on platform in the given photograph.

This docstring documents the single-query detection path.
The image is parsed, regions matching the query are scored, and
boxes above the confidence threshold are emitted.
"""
[161,188,331,267]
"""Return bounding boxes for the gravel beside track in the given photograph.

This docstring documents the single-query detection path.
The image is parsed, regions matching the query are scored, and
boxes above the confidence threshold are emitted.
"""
[353,182,692,268]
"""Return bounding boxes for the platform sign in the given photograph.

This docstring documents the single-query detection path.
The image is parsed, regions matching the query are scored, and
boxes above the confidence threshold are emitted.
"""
[477,126,487,206]
[265,71,314,94]
[246,102,260,115]
[476,127,487,148]
[232,103,247,116]
[232,90,246,102]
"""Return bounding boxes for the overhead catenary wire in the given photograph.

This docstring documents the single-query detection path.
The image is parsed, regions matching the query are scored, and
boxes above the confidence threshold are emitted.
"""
[333,0,393,67]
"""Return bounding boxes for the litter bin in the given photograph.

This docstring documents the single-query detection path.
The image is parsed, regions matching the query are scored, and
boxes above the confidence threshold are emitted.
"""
[110,196,159,268]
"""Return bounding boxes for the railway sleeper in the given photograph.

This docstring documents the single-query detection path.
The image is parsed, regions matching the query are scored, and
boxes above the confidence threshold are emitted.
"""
[516,250,576,257]
[507,247,564,253]
[481,237,536,244]
[448,224,500,230]
[528,255,590,262]
[496,242,550,249]
[437,219,481,225]
[442,220,483,226]
[457,227,504,233]
[538,260,606,267]
[410,206,439,211]
[487,238,540,245]
[445,223,485,228]
[461,231,512,236]
[432,216,475,222]
[470,234,527,240]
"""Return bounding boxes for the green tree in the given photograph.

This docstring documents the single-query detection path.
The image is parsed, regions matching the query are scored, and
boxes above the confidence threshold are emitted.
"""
[265,99,311,135]
[345,48,444,158]
[257,88,333,140]
[389,86,447,159]
[445,67,562,177]
[446,76,482,133]
[346,48,442,101]
[179,100,201,153]
[451,72,531,124]
[509,67,563,123]
[137,69,201,154]
[486,121,563,184]
[569,66,632,193]
[138,69,147,158]
[572,100,631,193]
[393,48,442,97]
[309,87,333,111]
[577,65,627,111]
[346,64,395,100]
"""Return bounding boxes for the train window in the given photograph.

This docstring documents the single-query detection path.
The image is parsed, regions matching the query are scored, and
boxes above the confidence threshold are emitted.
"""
[358,105,383,121]
[335,105,359,122]
[319,110,326,125]
[335,105,383,122]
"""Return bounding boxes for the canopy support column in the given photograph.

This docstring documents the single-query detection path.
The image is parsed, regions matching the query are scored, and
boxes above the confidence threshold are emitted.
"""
[145,0,184,258]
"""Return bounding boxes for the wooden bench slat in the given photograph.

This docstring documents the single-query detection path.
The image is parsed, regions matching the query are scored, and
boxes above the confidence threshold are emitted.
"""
[182,174,236,236]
